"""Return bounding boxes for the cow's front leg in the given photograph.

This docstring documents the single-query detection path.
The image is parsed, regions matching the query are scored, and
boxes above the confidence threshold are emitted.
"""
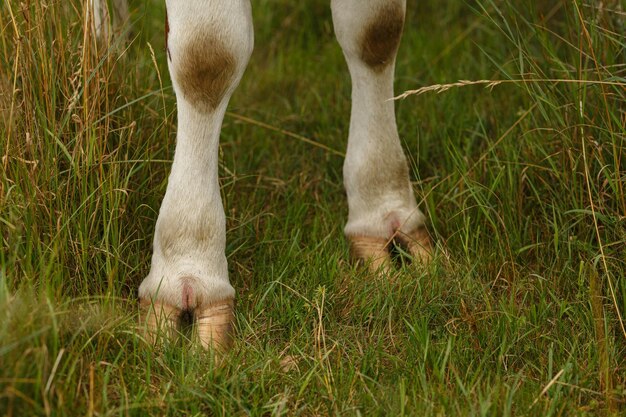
[139,0,253,351]
[331,0,432,271]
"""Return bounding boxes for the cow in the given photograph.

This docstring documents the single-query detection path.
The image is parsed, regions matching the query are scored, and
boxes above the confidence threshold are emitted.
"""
[92,0,433,352]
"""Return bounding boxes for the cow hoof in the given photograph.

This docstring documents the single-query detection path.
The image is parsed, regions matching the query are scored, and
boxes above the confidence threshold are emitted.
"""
[139,297,234,353]
[139,299,181,344]
[196,300,234,351]
[349,226,433,273]
[396,226,433,264]
[349,236,392,274]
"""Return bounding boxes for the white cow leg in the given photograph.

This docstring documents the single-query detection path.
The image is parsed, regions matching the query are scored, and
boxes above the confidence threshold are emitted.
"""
[331,0,432,271]
[139,0,253,351]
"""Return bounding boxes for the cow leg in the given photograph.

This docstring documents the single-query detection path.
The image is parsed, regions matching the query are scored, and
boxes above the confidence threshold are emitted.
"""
[331,0,432,271]
[139,0,253,351]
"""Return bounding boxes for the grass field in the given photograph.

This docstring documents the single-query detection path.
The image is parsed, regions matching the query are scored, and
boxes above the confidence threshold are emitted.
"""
[1,0,625,415]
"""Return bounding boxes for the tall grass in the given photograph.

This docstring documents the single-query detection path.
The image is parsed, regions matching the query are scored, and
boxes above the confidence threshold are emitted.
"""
[1,0,624,415]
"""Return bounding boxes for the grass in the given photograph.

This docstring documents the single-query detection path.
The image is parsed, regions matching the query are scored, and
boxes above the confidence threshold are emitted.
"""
[1,0,625,415]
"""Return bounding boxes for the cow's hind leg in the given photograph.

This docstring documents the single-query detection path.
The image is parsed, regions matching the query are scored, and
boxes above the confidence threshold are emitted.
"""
[139,0,253,351]
[331,0,432,271]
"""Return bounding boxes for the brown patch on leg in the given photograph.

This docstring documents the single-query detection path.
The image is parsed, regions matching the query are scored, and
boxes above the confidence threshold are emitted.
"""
[359,2,405,72]
[350,151,411,205]
[156,207,216,259]
[174,34,236,112]
[349,236,392,274]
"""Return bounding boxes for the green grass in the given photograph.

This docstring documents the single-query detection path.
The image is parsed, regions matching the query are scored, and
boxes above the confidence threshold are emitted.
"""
[1,0,625,415]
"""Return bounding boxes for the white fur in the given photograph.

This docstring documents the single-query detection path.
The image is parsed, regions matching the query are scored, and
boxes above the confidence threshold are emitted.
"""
[332,0,425,239]
[93,0,425,310]
[139,0,253,309]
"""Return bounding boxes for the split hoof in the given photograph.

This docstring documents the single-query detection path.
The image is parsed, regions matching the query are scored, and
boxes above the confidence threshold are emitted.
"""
[349,236,392,273]
[139,298,234,353]
[349,226,434,273]
[139,300,180,344]
[196,300,234,351]
[396,226,433,264]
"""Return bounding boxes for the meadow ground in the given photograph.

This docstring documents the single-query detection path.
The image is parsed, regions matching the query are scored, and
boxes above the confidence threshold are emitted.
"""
[1,0,625,415]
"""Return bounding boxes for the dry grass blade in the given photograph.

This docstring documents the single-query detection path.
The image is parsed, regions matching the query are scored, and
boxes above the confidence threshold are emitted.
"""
[530,369,565,408]
[392,78,626,100]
